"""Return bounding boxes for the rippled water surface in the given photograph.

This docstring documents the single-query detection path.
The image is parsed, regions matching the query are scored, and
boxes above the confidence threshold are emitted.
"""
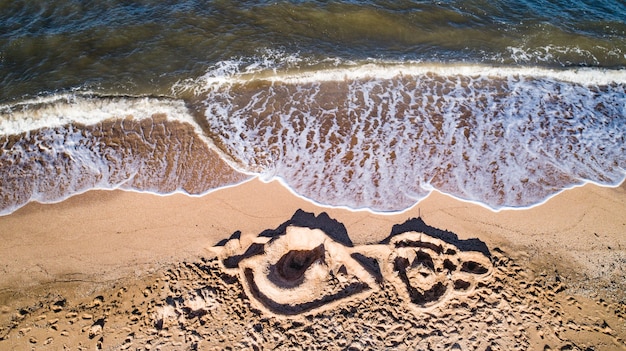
[1,0,625,214]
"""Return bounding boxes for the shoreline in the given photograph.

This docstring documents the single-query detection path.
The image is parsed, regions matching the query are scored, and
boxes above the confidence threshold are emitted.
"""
[1,178,624,290]
[1,178,625,348]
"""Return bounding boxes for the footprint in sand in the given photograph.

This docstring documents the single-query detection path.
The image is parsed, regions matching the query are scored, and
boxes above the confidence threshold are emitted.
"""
[215,211,493,316]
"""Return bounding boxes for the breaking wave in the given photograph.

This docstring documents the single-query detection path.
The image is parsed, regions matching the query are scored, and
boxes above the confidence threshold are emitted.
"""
[1,61,625,214]
[187,62,626,211]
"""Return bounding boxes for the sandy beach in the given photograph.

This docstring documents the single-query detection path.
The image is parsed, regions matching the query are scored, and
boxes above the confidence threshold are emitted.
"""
[2,1,625,350]
[0,179,625,350]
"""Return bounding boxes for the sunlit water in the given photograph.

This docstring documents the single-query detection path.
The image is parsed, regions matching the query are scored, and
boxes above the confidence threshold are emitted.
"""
[1,0,625,214]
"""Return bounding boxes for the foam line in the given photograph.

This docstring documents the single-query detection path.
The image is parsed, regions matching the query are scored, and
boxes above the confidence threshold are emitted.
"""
[179,61,626,92]
[0,94,194,135]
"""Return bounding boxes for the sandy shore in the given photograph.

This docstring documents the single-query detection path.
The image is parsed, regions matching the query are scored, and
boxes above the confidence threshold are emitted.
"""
[0,179,625,350]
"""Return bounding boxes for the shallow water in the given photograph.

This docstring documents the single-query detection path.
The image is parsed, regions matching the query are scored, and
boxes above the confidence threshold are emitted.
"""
[1,0,625,214]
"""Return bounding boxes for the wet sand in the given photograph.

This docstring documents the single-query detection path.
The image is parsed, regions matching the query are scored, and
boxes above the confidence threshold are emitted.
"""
[0,179,624,350]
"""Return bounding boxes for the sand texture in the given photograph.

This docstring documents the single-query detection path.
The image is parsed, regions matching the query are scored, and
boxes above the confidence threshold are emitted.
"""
[0,180,625,350]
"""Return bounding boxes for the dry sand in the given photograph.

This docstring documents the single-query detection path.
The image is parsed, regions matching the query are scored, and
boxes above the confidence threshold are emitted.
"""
[0,178,624,350]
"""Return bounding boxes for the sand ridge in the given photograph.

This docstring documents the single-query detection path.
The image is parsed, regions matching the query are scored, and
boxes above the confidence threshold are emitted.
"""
[1,211,624,350]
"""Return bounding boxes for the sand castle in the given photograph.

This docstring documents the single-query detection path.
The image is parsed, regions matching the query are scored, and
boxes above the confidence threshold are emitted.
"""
[214,211,493,316]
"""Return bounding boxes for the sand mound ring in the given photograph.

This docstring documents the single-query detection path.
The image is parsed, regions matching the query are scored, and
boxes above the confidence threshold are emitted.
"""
[385,232,493,310]
[217,226,378,316]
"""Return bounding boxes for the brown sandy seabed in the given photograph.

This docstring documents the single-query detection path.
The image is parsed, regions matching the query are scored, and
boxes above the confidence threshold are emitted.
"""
[0,179,624,350]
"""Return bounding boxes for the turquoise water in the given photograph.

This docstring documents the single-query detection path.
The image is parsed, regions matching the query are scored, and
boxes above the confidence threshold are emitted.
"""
[1,0,625,214]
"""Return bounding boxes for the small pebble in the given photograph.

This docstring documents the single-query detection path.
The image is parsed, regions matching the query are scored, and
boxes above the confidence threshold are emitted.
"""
[89,324,103,339]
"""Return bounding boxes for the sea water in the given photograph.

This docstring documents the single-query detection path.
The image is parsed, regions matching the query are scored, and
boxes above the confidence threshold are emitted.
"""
[1,0,625,214]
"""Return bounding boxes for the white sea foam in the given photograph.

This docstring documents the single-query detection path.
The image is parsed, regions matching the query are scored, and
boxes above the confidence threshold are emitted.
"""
[264,64,626,86]
[0,94,249,216]
[196,62,626,211]
[505,45,626,67]
[177,57,626,92]
[0,92,245,171]
[1,61,625,214]
[0,93,196,135]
